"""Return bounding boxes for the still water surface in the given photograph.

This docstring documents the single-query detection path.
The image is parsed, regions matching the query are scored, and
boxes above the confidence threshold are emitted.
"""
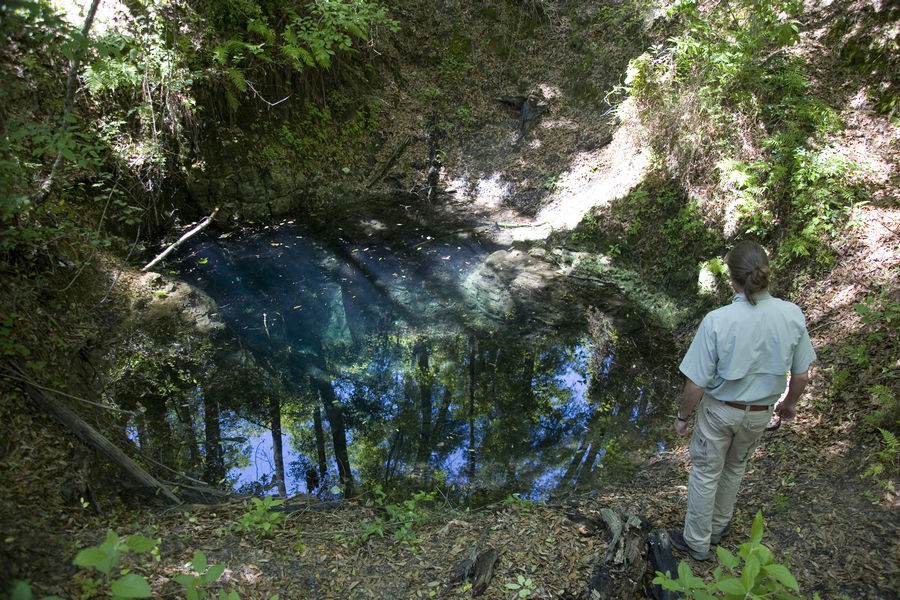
[172,210,679,502]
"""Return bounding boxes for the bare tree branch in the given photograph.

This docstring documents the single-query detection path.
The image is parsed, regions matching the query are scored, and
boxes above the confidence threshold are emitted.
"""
[142,207,219,271]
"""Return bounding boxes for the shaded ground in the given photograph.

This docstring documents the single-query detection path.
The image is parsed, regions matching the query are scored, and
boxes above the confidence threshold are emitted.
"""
[3,381,898,599]
[2,0,899,599]
[3,164,898,599]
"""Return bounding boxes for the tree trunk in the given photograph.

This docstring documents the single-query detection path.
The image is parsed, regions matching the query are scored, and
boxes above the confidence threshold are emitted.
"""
[203,396,225,484]
[141,395,174,468]
[577,440,602,485]
[584,508,650,600]
[433,388,451,447]
[414,339,433,470]
[14,366,180,504]
[313,378,355,497]
[467,338,477,481]
[269,393,287,497]
[558,441,589,491]
[339,261,365,345]
[173,398,201,472]
[141,208,219,271]
[313,405,327,483]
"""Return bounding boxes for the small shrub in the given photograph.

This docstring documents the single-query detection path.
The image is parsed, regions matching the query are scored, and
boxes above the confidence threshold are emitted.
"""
[653,511,814,599]
[236,496,285,537]
[174,550,226,600]
[505,574,536,598]
[355,486,436,550]
[2,579,63,600]
[501,493,535,509]
[862,428,898,497]
[71,530,159,599]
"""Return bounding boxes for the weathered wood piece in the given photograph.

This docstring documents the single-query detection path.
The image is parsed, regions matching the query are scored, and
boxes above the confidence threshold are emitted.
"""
[11,364,181,505]
[450,545,479,584]
[584,507,650,600]
[471,548,498,597]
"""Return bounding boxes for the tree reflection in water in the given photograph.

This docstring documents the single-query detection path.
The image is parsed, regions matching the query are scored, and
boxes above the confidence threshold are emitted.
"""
[117,215,683,504]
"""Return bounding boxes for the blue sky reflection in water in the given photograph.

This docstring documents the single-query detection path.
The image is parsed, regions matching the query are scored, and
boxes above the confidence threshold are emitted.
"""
[173,215,679,502]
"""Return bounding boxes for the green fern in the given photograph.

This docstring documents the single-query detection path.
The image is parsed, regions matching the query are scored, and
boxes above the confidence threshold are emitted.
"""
[878,428,898,460]
[225,67,247,92]
[247,18,276,44]
[282,42,316,68]
[213,38,263,66]
[225,90,239,111]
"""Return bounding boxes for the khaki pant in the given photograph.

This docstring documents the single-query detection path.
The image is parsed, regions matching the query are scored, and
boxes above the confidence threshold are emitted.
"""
[684,395,774,552]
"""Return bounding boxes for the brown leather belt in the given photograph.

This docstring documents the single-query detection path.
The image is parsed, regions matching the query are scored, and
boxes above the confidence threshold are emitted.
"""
[722,401,770,411]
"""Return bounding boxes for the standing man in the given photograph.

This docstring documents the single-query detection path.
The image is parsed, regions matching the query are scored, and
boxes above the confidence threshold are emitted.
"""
[670,241,816,561]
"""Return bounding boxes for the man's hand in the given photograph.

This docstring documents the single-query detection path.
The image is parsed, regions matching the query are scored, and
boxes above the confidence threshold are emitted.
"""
[674,379,704,437]
[776,371,809,422]
[774,400,797,421]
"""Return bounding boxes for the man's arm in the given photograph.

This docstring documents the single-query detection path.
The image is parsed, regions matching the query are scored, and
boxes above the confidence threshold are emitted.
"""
[674,378,706,436]
[775,371,809,421]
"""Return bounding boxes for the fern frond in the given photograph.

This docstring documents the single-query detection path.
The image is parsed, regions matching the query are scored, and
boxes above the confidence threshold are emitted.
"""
[879,428,898,452]
[247,18,276,45]
[226,67,247,92]
[225,90,239,111]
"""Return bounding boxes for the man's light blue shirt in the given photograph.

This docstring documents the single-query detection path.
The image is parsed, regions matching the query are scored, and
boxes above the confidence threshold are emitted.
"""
[679,292,817,405]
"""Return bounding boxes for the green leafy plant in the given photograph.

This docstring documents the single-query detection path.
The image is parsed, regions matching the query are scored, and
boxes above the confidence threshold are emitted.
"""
[847,343,871,367]
[862,428,898,494]
[624,0,864,267]
[72,530,159,599]
[383,490,436,548]
[236,496,285,537]
[825,367,851,408]
[355,486,436,550]
[505,574,536,598]
[773,493,790,513]
[863,385,900,431]
[174,551,226,600]
[653,511,814,599]
[603,183,720,289]
[501,493,535,509]
[208,0,398,103]
[358,518,386,542]
[2,579,63,600]
[854,296,900,331]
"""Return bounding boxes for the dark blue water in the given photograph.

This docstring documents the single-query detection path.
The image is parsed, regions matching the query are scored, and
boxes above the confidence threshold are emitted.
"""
[170,211,678,502]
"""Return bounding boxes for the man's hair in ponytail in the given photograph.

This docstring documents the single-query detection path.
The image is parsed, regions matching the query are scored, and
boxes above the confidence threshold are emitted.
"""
[726,241,771,305]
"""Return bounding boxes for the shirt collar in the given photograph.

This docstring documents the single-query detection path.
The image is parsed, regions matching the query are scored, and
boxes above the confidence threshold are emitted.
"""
[734,291,772,303]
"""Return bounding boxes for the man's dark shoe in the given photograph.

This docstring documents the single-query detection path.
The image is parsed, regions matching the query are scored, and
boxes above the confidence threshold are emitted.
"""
[669,530,712,561]
[711,522,731,545]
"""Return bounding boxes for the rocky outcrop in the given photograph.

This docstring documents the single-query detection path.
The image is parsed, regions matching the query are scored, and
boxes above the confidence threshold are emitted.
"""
[136,272,225,336]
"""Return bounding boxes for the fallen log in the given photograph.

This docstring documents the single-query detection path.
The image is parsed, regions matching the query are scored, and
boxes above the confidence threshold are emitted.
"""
[9,363,180,505]
[366,136,410,188]
[142,207,219,271]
